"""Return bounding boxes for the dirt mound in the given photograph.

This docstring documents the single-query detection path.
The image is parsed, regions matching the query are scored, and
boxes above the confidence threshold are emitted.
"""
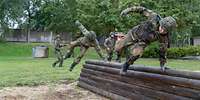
[0,82,108,100]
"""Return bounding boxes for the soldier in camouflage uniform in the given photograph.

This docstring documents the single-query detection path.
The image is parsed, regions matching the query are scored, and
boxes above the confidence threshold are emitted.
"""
[104,32,117,61]
[64,20,105,71]
[116,6,177,74]
[52,34,66,67]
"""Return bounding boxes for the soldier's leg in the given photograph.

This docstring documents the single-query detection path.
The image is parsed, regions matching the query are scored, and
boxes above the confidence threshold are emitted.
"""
[125,47,131,61]
[120,43,146,75]
[64,40,79,59]
[115,32,134,63]
[58,52,64,67]
[107,50,113,61]
[69,47,88,71]
[52,50,61,67]
[115,39,125,63]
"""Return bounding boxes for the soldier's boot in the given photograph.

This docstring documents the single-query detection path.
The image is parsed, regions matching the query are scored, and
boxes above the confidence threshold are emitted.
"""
[52,61,59,67]
[120,55,139,75]
[160,65,170,72]
[120,62,129,75]
[64,52,72,60]
[160,59,170,72]
[52,62,57,67]
[69,62,78,72]
[58,59,63,67]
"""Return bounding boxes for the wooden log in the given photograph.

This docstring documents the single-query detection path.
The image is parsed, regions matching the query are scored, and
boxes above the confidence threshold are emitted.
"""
[85,60,200,80]
[83,64,200,90]
[78,81,129,100]
[80,72,190,100]
[79,77,152,100]
[81,68,200,99]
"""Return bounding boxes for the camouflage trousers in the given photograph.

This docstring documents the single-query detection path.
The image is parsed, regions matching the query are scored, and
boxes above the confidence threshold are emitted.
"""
[115,30,147,64]
[52,49,64,67]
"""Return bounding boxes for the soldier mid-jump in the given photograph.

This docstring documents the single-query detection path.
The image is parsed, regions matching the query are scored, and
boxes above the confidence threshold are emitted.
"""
[64,20,105,71]
[115,6,177,75]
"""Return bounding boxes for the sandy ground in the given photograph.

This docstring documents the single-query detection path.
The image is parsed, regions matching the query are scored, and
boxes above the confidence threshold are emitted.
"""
[0,82,108,100]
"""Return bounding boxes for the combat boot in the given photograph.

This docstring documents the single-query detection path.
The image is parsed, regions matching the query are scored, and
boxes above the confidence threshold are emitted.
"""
[58,60,63,67]
[69,62,77,72]
[52,62,57,67]
[64,53,71,60]
[120,62,129,75]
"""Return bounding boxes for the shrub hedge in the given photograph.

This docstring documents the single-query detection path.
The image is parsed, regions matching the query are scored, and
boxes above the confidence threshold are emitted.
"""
[142,42,200,58]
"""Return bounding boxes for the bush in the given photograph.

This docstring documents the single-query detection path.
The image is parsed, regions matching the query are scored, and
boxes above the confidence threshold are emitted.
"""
[142,42,159,58]
[142,43,200,58]
[167,46,200,58]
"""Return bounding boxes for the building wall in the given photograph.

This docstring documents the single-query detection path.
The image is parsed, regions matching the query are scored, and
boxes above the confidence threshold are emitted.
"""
[193,37,200,46]
[4,29,72,43]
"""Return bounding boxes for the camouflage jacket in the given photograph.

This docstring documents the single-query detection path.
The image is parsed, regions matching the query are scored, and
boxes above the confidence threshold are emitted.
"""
[54,37,66,51]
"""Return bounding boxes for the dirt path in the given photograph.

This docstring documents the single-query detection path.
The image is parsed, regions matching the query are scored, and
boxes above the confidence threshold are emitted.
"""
[0,82,108,100]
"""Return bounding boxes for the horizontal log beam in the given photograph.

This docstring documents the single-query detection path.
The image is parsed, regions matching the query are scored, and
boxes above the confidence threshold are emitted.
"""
[80,72,189,100]
[83,64,200,90]
[81,68,200,99]
[85,60,200,80]
[79,77,152,100]
[78,81,129,100]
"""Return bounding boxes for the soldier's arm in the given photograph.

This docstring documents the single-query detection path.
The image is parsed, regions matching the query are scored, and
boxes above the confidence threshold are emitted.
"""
[120,6,157,18]
[159,35,169,68]
[75,20,90,36]
[94,39,105,60]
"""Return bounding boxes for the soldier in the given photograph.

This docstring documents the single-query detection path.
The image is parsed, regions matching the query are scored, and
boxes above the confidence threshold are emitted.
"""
[64,20,105,71]
[116,6,177,75]
[104,32,117,61]
[52,34,66,67]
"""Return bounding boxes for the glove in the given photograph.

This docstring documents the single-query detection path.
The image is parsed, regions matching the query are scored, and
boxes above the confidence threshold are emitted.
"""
[75,20,81,26]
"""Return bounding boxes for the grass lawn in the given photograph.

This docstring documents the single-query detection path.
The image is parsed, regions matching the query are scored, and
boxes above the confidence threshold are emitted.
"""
[0,42,200,88]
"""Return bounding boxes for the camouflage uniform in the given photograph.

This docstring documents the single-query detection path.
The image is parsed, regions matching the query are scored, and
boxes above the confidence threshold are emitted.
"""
[104,32,116,61]
[64,20,105,71]
[52,35,66,67]
[117,6,176,74]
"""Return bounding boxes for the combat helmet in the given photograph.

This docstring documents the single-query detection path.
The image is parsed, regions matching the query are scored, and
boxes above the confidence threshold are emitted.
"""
[159,16,176,32]
[110,32,116,38]
[55,34,61,40]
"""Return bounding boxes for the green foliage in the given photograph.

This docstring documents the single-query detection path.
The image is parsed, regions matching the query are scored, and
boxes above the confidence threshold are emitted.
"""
[143,44,200,58]
[167,46,200,58]
[1,0,200,39]
[143,42,159,58]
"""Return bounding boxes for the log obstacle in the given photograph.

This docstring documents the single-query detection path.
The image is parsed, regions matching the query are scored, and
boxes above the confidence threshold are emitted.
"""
[78,60,200,100]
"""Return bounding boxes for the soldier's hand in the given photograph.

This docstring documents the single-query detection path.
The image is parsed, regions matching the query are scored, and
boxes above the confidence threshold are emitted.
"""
[120,10,128,17]
[75,20,80,26]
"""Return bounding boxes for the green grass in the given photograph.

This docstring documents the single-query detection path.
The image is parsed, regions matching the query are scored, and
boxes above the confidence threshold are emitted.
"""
[0,57,82,88]
[0,42,200,88]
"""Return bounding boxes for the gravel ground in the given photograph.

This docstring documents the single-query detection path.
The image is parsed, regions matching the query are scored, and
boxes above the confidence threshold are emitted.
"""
[0,82,109,100]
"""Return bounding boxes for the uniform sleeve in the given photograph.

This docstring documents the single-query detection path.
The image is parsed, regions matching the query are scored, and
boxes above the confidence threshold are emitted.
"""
[94,39,105,60]
[159,35,169,67]
[75,20,90,36]
[121,6,157,19]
